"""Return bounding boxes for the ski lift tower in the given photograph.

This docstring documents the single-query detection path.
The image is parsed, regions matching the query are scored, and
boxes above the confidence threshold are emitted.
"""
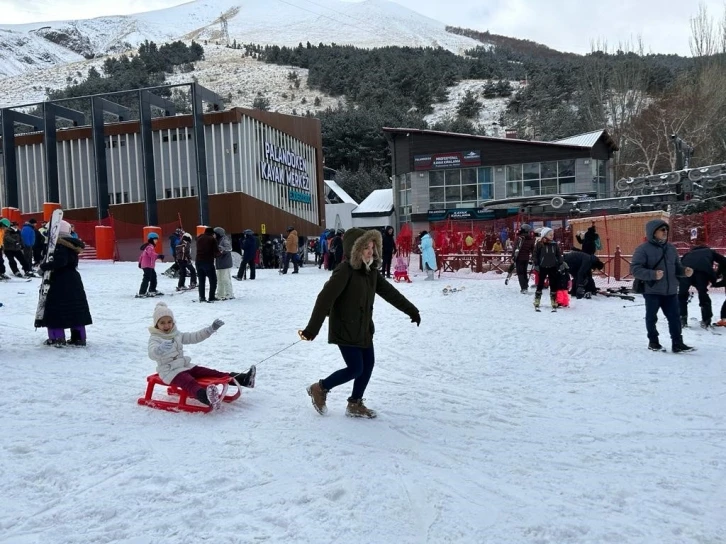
[220,14,230,46]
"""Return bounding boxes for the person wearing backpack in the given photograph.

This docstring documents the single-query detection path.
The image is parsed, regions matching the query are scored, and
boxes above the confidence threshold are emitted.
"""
[631,219,694,353]
[576,223,600,255]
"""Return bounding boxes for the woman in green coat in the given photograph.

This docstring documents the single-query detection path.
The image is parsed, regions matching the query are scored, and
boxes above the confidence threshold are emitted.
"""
[300,228,421,418]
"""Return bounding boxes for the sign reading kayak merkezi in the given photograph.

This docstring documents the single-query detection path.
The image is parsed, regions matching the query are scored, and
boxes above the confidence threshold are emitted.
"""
[414,150,481,171]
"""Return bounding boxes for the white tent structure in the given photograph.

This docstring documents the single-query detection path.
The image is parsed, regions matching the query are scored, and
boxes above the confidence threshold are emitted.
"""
[352,188,396,229]
[324,179,358,231]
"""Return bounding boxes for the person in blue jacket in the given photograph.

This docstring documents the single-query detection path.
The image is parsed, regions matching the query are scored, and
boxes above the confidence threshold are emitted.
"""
[21,219,36,268]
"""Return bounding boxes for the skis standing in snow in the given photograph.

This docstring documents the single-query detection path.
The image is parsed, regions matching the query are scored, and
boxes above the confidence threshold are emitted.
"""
[147,302,255,409]
[35,218,92,346]
[300,228,420,419]
[631,219,695,353]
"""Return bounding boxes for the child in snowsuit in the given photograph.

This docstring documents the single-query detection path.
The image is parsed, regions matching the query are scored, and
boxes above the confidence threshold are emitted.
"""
[175,233,197,291]
[300,228,420,418]
[147,302,256,409]
[532,227,566,310]
[393,255,411,283]
[137,232,164,298]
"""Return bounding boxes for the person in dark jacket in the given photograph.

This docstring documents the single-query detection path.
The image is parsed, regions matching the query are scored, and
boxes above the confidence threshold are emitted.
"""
[1,220,34,277]
[381,226,397,278]
[564,250,604,299]
[576,224,600,255]
[677,244,726,328]
[164,228,183,278]
[327,231,341,271]
[512,224,535,293]
[300,228,421,418]
[236,229,257,280]
[631,219,694,352]
[21,219,36,268]
[33,221,47,266]
[532,227,565,310]
[195,227,219,303]
[36,220,92,346]
[713,263,726,326]
[175,233,197,291]
[261,240,275,269]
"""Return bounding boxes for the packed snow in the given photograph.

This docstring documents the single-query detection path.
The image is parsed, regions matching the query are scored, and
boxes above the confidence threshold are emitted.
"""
[1,259,724,543]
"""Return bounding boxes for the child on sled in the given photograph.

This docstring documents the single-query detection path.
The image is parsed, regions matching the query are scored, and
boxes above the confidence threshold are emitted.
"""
[393,255,412,283]
[147,302,256,410]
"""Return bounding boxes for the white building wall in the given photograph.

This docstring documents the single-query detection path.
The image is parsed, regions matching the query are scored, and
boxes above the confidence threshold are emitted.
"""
[325,203,356,231]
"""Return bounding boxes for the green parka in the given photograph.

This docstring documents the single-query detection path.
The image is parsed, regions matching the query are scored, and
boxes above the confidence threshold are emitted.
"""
[304,228,419,348]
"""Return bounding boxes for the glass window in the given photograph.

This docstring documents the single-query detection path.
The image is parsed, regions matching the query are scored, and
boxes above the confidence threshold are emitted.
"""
[558,159,575,177]
[399,189,409,206]
[445,170,461,186]
[506,164,522,181]
[523,163,539,180]
[429,187,445,203]
[461,168,477,185]
[462,184,477,201]
[457,202,476,208]
[445,185,461,202]
[478,167,492,184]
[479,183,494,200]
[559,177,576,193]
[506,181,522,198]
[405,172,411,187]
[523,179,540,196]
[429,171,445,187]
[598,179,608,198]
[541,161,557,179]
[541,178,558,195]
[598,160,606,178]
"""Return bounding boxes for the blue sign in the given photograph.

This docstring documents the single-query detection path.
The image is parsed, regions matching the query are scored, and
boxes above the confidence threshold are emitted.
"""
[289,189,312,204]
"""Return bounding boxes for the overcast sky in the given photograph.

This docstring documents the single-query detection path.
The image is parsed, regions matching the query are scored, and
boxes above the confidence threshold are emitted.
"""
[1,0,721,56]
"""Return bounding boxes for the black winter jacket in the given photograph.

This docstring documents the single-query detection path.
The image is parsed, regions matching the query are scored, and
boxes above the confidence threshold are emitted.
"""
[576,226,600,255]
[36,237,92,329]
[513,234,535,263]
[681,246,726,282]
[382,229,397,256]
[564,250,599,288]
[533,240,563,269]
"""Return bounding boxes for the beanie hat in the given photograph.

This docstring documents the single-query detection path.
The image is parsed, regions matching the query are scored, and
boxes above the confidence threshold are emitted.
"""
[153,302,174,326]
[59,220,72,235]
[182,232,192,241]
[540,227,553,239]
[0,218,10,228]
[29,218,37,224]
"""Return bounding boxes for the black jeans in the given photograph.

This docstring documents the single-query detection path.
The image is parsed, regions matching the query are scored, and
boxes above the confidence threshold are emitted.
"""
[282,252,299,273]
[516,260,529,290]
[139,267,157,295]
[536,266,559,293]
[321,345,375,400]
[644,293,682,344]
[196,261,217,300]
[5,249,31,274]
[382,252,393,278]
[177,260,197,288]
[237,259,256,280]
[678,271,712,323]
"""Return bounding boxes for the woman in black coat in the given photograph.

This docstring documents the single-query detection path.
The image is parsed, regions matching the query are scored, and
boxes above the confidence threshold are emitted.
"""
[36,221,92,346]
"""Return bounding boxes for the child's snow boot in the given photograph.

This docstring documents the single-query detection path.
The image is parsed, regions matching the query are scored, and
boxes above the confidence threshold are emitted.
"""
[550,293,558,311]
[229,365,256,388]
[196,385,222,409]
[534,291,541,310]
[306,380,328,415]
[346,398,377,419]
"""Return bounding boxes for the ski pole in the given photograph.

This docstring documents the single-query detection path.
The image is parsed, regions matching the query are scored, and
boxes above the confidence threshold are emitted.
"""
[623,303,646,308]
[254,338,302,366]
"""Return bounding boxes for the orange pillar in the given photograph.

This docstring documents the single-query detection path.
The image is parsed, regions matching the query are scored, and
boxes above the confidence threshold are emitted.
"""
[142,226,163,254]
[43,202,62,222]
[0,207,11,220]
[4,207,21,224]
[95,226,115,260]
[196,225,208,237]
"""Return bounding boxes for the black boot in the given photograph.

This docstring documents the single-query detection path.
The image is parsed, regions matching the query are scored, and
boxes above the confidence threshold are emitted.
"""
[195,389,211,406]
[648,340,664,351]
[672,342,695,353]
[229,365,256,388]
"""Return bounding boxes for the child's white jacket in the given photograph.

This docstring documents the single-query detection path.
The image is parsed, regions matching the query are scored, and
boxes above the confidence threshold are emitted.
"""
[148,325,215,384]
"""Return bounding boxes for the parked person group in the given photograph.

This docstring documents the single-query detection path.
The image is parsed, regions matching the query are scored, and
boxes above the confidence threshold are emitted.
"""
[0,218,37,279]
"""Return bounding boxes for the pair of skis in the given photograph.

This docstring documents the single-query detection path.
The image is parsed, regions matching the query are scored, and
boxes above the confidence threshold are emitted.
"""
[34,208,63,328]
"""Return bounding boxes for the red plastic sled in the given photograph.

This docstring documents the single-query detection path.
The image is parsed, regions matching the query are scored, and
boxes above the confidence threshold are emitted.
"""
[137,373,241,413]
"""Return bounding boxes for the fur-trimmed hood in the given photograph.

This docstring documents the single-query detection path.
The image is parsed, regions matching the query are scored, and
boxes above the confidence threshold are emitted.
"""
[343,228,382,270]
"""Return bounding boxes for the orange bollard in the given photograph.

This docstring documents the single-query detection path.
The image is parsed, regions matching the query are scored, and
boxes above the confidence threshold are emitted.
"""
[4,207,22,224]
[43,202,62,222]
[142,226,163,254]
[196,225,208,237]
[95,226,115,260]
[0,207,11,221]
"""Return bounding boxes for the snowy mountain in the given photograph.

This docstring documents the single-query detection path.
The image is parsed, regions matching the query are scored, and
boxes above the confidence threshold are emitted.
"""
[0,0,486,79]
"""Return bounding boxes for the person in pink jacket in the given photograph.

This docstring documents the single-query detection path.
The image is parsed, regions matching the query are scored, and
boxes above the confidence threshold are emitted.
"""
[137,232,165,298]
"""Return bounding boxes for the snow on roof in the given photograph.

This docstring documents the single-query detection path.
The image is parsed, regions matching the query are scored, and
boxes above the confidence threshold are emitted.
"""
[353,189,394,216]
[551,130,606,148]
[324,179,358,205]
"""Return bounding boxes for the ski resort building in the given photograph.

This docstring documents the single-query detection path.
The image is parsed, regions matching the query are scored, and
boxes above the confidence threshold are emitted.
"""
[383,127,618,229]
[0,84,325,248]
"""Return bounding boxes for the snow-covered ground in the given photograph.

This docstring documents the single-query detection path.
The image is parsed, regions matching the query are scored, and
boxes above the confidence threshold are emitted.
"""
[423,79,524,138]
[1,261,724,543]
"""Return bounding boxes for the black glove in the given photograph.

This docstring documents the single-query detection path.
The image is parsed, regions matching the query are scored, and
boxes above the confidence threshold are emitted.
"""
[410,313,421,327]
[299,329,316,341]
[584,292,592,299]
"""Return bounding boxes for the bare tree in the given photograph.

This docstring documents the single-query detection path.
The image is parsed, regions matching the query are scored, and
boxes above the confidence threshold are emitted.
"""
[690,2,717,57]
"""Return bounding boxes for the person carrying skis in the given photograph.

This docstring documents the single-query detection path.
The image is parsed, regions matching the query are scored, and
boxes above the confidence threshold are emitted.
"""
[677,243,726,329]
[37,220,92,346]
[148,302,256,410]
[137,232,165,298]
[175,232,197,291]
[532,227,566,311]
[631,219,694,352]
[300,228,420,418]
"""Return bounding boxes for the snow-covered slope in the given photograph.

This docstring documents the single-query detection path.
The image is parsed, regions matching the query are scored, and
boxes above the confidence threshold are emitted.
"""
[0,44,341,114]
[0,0,486,79]
[0,262,724,542]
